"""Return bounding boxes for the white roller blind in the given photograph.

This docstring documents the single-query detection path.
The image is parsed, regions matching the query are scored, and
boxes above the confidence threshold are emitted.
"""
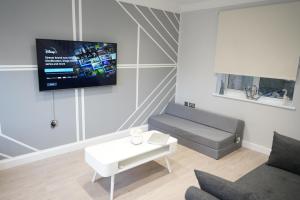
[214,2,300,80]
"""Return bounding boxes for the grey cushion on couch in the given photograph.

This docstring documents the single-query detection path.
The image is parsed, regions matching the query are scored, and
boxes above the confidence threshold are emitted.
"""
[267,132,300,175]
[148,103,244,159]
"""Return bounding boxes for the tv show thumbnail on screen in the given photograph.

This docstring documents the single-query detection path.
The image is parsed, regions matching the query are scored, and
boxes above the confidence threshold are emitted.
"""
[36,39,117,91]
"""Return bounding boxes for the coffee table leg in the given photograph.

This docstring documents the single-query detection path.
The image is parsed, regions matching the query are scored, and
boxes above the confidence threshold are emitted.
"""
[164,157,172,173]
[92,171,98,183]
[110,175,115,200]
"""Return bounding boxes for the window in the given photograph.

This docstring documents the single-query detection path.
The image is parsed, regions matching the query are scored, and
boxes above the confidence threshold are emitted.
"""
[259,78,295,100]
[227,75,253,91]
[215,74,296,109]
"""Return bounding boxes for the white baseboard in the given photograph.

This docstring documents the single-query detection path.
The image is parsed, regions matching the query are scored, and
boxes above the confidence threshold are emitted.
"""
[0,125,148,171]
[242,140,271,155]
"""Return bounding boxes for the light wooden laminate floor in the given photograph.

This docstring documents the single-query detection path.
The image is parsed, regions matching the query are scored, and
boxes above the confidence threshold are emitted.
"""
[0,145,267,200]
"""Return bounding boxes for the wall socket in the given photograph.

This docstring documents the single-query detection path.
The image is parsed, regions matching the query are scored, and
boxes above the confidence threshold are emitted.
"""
[189,102,196,108]
[184,101,196,108]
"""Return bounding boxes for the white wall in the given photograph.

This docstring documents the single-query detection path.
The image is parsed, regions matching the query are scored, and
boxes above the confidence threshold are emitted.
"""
[176,8,300,149]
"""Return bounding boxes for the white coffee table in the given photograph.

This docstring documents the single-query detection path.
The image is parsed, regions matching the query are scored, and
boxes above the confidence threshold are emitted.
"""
[85,130,177,200]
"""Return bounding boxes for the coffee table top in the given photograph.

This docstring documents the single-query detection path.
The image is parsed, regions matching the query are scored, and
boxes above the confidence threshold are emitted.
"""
[85,130,177,165]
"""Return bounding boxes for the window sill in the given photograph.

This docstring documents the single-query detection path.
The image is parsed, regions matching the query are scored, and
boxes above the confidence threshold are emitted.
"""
[212,90,296,111]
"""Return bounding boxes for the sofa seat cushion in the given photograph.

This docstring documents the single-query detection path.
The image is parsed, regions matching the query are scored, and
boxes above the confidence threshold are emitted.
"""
[237,164,300,200]
[149,114,235,149]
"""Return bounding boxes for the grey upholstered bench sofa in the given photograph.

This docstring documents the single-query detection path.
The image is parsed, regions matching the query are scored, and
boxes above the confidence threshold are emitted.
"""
[148,103,244,159]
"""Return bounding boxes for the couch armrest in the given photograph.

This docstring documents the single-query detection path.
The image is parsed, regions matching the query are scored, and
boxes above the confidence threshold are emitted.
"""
[185,186,220,200]
[235,120,245,144]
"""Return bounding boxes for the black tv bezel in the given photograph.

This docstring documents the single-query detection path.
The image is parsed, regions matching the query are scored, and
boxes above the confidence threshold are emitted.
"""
[36,38,117,91]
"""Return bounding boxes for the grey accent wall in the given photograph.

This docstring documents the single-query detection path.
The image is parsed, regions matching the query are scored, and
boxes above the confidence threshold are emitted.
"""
[0,0,73,64]
[133,80,176,126]
[152,8,179,41]
[0,155,6,160]
[0,137,34,157]
[166,11,179,30]
[0,71,77,151]
[85,69,136,139]
[114,69,177,130]
[175,13,180,21]
[138,67,174,105]
[82,0,138,64]
[0,0,179,161]
[121,2,178,62]
[137,6,178,52]
[139,29,174,64]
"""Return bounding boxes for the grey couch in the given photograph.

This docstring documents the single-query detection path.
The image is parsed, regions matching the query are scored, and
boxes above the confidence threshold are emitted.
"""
[186,164,300,200]
[185,133,300,200]
[148,103,244,159]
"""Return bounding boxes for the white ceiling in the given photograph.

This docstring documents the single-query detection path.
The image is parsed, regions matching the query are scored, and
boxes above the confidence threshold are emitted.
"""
[118,0,271,12]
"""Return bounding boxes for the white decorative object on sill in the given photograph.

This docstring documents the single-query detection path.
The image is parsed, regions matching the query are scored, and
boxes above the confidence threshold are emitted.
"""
[130,128,144,145]
[282,89,290,106]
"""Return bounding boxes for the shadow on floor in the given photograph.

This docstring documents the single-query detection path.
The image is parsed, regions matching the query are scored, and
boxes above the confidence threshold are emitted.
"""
[80,161,170,199]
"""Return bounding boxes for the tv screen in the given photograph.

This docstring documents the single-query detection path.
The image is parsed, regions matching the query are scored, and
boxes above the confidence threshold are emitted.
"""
[36,39,117,91]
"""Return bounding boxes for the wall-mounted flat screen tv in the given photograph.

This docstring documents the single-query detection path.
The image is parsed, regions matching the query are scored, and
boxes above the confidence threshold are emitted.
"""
[36,39,117,91]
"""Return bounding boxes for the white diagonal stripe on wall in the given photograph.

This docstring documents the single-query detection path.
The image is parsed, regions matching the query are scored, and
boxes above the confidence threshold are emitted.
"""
[141,88,175,125]
[149,8,178,45]
[174,13,180,22]
[151,8,179,41]
[0,153,11,159]
[173,12,180,24]
[137,6,178,51]
[159,94,175,114]
[163,10,179,33]
[135,5,178,55]
[116,68,176,131]
[128,74,176,128]
[117,1,176,63]
[0,133,39,152]
[166,11,179,30]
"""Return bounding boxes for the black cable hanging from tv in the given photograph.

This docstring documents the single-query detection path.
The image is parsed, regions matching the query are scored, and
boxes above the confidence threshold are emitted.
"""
[50,91,57,128]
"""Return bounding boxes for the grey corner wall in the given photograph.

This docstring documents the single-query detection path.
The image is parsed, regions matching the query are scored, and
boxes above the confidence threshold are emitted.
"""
[176,7,300,149]
[0,0,180,161]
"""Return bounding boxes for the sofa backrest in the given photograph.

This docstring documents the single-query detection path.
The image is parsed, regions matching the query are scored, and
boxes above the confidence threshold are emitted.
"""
[165,103,240,134]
